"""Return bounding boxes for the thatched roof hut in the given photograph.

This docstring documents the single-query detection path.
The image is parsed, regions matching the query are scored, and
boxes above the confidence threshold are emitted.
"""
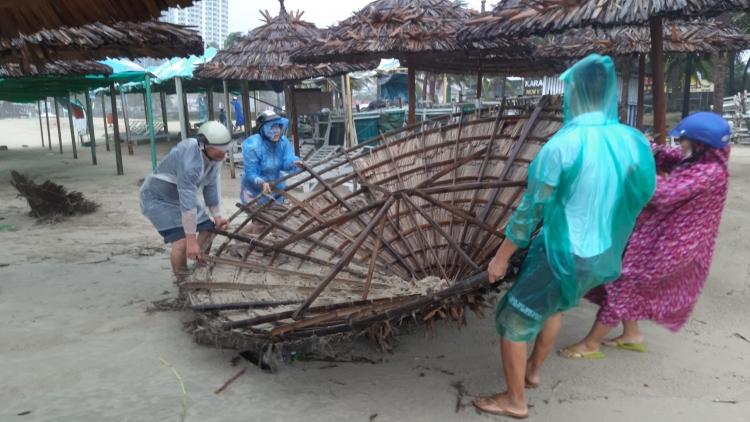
[535,19,750,58]
[461,0,750,39]
[194,5,376,81]
[0,21,203,74]
[0,0,196,38]
[0,60,113,78]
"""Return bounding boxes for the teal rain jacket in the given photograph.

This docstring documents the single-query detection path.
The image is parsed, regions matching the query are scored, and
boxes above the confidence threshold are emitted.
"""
[240,117,300,203]
[495,54,657,342]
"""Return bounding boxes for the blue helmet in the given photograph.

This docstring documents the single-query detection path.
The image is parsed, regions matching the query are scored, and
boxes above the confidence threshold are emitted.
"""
[667,111,731,149]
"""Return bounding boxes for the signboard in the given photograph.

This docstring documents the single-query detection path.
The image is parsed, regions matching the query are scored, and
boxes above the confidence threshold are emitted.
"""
[523,78,544,96]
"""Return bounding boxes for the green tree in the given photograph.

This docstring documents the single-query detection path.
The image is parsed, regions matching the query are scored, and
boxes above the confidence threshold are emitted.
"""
[206,41,220,50]
[224,31,243,49]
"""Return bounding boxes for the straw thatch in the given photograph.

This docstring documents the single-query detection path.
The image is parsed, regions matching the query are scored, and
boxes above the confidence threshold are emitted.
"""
[0,60,113,78]
[290,0,542,75]
[0,0,196,38]
[188,95,564,347]
[0,21,203,72]
[194,3,377,81]
[10,170,99,222]
[459,0,750,40]
[536,19,750,58]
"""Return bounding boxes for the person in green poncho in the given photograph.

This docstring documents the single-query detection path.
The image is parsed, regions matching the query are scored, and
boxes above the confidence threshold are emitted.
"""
[472,54,656,418]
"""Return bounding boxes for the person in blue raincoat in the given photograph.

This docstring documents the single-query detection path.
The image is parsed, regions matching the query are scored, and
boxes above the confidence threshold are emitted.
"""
[239,110,302,234]
[231,96,244,131]
[471,54,656,418]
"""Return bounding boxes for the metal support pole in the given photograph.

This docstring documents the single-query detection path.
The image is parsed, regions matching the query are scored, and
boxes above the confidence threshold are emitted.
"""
[145,74,157,171]
[44,98,52,151]
[223,80,236,179]
[175,77,187,141]
[109,82,124,175]
[84,91,97,165]
[54,97,63,154]
[101,95,110,151]
[650,17,667,145]
[121,91,133,155]
[67,93,78,159]
[37,100,45,147]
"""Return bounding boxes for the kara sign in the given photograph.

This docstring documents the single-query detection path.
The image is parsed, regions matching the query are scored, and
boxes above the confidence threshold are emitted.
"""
[523,78,543,96]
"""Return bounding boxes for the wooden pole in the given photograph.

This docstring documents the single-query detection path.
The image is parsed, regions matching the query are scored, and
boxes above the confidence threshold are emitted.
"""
[37,100,45,147]
[54,97,63,154]
[145,74,157,171]
[289,81,300,156]
[242,80,251,138]
[84,91,97,165]
[407,56,416,124]
[637,54,646,131]
[650,17,667,145]
[175,77,187,141]
[182,90,191,138]
[253,91,259,123]
[121,91,133,155]
[476,63,484,106]
[109,82,124,175]
[443,74,448,104]
[207,86,215,121]
[160,91,169,133]
[345,74,354,149]
[223,80,236,179]
[101,95,110,151]
[44,98,52,151]
[143,92,150,126]
[66,93,78,159]
[682,53,693,119]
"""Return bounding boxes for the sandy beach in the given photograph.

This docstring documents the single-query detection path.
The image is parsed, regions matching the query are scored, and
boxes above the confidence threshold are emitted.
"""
[1,117,748,422]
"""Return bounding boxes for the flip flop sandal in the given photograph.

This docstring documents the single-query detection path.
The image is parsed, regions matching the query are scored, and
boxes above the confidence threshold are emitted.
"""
[603,339,648,353]
[472,397,529,419]
[560,346,605,359]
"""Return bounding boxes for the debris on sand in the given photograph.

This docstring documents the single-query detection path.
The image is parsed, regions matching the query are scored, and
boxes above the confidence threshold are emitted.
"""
[10,170,99,221]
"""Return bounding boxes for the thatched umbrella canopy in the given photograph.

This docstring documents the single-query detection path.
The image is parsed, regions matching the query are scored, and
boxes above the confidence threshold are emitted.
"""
[458,0,750,144]
[1,21,203,75]
[0,0,196,38]
[291,0,542,124]
[194,7,377,81]
[0,60,112,78]
[536,19,750,58]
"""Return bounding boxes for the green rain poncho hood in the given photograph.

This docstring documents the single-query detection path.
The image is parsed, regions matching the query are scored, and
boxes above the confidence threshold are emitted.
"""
[495,54,656,342]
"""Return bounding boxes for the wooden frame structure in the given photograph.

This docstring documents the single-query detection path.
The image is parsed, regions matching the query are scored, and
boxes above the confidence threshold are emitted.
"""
[187,95,563,346]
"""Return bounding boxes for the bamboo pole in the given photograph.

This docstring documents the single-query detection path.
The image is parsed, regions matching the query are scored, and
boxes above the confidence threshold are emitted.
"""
[345,74,355,149]
[650,17,667,145]
[223,80,236,179]
[37,100,45,147]
[362,216,387,300]
[637,54,645,131]
[407,56,416,124]
[145,74,157,171]
[44,98,52,151]
[443,74,448,104]
[53,98,63,154]
[84,92,97,165]
[160,91,169,133]
[66,93,78,159]
[109,83,124,175]
[121,91,133,156]
[101,95,110,151]
[175,77,187,141]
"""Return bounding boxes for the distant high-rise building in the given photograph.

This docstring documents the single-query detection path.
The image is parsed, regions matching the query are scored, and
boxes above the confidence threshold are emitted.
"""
[160,0,229,48]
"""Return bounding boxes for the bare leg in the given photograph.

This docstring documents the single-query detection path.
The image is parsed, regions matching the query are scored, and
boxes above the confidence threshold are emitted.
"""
[603,320,644,346]
[474,339,529,416]
[197,230,212,247]
[170,238,188,282]
[524,313,563,385]
[561,321,614,358]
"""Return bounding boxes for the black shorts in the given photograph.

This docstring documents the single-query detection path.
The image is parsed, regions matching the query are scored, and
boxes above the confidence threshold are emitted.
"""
[157,219,215,244]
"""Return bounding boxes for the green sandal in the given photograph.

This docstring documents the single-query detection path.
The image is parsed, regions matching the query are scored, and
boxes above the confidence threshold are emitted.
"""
[602,339,648,353]
[560,346,605,359]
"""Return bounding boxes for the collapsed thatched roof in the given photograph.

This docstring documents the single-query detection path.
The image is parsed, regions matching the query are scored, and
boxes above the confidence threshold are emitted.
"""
[536,19,750,58]
[0,60,113,78]
[0,21,203,73]
[0,0,196,38]
[460,0,750,41]
[195,3,377,81]
[291,0,536,73]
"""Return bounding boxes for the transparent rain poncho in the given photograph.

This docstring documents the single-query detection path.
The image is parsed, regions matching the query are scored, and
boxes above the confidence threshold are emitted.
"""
[240,117,300,203]
[495,54,657,342]
[140,138,222,234]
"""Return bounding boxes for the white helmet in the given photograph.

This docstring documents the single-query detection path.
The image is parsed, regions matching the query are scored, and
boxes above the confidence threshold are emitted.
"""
[197,121,231,147]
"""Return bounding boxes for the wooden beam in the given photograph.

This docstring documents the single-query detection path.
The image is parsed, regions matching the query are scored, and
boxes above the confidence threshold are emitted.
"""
[637,53,645,131]
[650,17,666,145]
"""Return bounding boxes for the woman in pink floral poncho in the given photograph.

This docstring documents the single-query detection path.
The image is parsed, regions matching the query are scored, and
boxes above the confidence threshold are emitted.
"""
[561,112,731,358]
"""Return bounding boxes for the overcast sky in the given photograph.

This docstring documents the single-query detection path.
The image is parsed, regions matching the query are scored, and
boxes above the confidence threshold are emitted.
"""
[228,0,491,34]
